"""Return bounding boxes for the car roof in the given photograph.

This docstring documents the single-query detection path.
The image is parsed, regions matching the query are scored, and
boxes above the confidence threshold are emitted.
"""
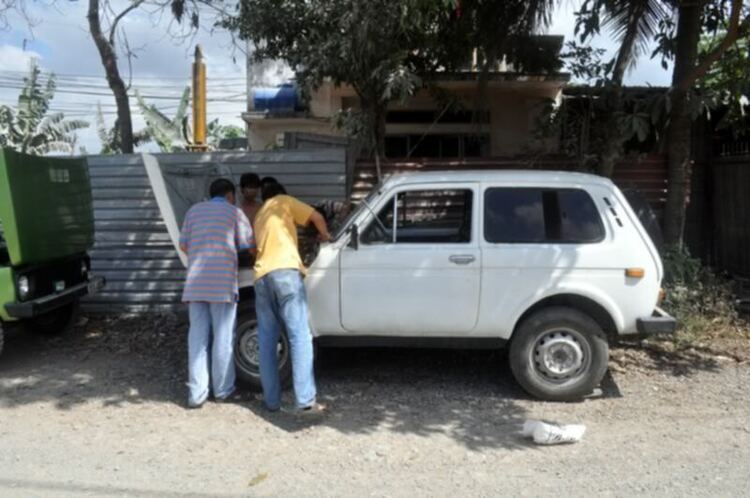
[381,170,616,189]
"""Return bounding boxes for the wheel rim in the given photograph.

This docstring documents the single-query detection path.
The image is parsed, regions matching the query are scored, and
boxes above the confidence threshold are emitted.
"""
[234,322,289,377]
[531,327,591,384]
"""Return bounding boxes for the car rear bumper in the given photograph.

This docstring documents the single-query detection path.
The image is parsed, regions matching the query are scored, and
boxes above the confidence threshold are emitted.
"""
[4,275,105,319]
[636,307,676,335]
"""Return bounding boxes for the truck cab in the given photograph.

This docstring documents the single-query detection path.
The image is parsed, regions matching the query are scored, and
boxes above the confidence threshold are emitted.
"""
[0,149,105,355]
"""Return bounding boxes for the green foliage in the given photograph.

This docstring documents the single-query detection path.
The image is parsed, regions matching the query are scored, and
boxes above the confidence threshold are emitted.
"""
[534,42,669,167]
[96,103,150,154]
[698,34,750,133]
[0,61,89,155]
[136,87,192,152]
[136,87,240,152]
[215,124,244,140]
[662,247,740,343]
[575,0,669,70]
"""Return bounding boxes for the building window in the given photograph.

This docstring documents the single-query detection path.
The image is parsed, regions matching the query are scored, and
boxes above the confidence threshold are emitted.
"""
[384,134,489,159]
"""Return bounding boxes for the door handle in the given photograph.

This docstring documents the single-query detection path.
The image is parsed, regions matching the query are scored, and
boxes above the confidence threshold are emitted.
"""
[449,254,476,265]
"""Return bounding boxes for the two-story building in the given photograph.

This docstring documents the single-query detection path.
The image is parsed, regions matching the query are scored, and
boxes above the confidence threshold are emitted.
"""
[242,36,569,158]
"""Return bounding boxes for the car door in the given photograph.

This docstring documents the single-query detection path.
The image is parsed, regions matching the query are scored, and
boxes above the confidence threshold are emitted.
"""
[477,185,610,339]
[340,183,480,336]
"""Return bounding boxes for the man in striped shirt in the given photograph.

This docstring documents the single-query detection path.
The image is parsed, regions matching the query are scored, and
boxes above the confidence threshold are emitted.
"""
[179,178,254,408]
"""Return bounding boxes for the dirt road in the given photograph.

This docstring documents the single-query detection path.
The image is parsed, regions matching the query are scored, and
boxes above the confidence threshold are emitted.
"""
[1,315,749,497]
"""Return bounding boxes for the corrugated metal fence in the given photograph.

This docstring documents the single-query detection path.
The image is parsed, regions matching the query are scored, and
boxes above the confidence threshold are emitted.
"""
[712,155,750,278]
[354,155,668,214]
[84,150,347,313]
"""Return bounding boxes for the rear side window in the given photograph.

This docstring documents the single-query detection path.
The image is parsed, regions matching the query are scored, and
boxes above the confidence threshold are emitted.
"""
[484,188,604,244]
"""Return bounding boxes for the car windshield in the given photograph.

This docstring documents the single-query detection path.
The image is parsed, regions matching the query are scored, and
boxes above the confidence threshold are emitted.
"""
[331,186,383,241]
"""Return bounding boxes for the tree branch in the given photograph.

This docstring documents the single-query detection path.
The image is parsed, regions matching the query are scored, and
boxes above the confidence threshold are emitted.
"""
[679,0,749,89]
[109,0,146,45]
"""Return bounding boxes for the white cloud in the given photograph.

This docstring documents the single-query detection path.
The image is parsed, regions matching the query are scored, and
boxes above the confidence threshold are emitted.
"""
[0,44,41,71]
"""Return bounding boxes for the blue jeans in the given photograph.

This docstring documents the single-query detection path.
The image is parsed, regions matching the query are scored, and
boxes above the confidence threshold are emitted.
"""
[255,269,316,410]
[187,301,237,406]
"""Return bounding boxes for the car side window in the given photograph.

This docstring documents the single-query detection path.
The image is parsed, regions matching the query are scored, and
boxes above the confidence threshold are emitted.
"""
[484,188,604,243]
[362,189,473,244]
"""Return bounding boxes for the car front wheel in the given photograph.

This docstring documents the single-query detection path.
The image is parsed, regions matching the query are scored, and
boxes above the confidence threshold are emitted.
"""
[233,312,292,391]
[509,306,609,401]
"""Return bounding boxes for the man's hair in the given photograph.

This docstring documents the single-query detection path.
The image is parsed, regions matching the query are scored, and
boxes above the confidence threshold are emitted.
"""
[261,176,278,186]
[209,178,235,198]
[261,182,287,201]
[240,173,261,189]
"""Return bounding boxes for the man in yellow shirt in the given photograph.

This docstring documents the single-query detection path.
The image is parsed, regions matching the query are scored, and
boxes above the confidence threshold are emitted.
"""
[254,181,330,413]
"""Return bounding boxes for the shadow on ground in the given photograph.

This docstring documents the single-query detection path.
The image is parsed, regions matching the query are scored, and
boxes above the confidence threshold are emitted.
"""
[251,346,532,450]
[0,314,535,450]
[3,313,735,450]
[610,338,743,376]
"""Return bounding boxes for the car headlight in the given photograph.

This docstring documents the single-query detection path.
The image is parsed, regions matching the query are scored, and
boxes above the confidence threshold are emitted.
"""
[18,275,30,299]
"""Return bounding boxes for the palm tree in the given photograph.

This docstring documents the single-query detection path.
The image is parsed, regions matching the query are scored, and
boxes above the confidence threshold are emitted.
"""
[0,61,89,155]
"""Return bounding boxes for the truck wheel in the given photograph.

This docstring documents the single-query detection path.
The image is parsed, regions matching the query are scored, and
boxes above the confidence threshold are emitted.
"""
[28,302,78,336]
[234,311,292,391]
[509,306,609,401]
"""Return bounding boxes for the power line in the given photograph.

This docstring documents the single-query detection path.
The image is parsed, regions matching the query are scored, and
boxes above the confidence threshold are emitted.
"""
[0,68,248,81]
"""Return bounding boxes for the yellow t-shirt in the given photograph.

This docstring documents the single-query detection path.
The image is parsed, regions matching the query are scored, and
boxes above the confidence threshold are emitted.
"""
[253,195,315,281]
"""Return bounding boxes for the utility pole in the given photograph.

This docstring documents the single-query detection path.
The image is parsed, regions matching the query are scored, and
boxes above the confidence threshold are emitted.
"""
[188,45,208,152]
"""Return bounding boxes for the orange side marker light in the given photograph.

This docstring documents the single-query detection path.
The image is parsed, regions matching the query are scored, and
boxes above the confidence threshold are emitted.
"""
[625,268,645,278]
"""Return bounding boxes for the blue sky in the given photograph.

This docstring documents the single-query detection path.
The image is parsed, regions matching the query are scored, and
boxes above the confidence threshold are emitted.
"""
[0,1,673,153]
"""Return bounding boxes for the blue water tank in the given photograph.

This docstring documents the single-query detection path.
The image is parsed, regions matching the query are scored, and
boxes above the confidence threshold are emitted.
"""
[252,84,298,113]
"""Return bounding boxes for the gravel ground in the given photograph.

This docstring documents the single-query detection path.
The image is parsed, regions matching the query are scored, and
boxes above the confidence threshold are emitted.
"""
[0,314,749,497]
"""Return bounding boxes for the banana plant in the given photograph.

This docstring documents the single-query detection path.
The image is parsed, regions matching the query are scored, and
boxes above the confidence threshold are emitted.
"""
[0,61,89,155]
[136,86,230,151]
[95,103,150,154]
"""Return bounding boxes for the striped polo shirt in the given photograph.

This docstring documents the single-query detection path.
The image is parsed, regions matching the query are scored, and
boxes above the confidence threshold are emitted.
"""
[180,197,254,303]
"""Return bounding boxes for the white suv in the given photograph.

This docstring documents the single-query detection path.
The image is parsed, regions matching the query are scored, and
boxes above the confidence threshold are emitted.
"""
[229,170,676,401]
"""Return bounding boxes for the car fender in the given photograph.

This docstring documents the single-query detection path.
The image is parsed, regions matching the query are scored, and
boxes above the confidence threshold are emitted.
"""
[507,283,625,337]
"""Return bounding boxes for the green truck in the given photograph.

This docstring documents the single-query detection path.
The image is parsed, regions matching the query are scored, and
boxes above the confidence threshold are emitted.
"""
[0,149,105,356]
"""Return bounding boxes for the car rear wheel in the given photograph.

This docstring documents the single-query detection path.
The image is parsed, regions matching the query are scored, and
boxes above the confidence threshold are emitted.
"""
[28,301,78,336]
[509,306,609,401]
[233,311,292,391]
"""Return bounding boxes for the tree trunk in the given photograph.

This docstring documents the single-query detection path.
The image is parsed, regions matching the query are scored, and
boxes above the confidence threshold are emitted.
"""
[663,2,701,247]
[87,0,134,153]
[371,102,387,182]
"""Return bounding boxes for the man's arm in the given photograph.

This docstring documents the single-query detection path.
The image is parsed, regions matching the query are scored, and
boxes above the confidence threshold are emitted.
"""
[308,210,331,242]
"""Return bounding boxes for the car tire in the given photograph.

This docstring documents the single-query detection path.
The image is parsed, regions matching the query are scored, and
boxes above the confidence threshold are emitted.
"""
[509,306,609,401]
[28,301,78,336]
[233,309,292,391]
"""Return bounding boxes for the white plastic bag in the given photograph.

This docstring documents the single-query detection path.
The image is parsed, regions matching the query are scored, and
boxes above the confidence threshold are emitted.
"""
[521,420,586,445]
